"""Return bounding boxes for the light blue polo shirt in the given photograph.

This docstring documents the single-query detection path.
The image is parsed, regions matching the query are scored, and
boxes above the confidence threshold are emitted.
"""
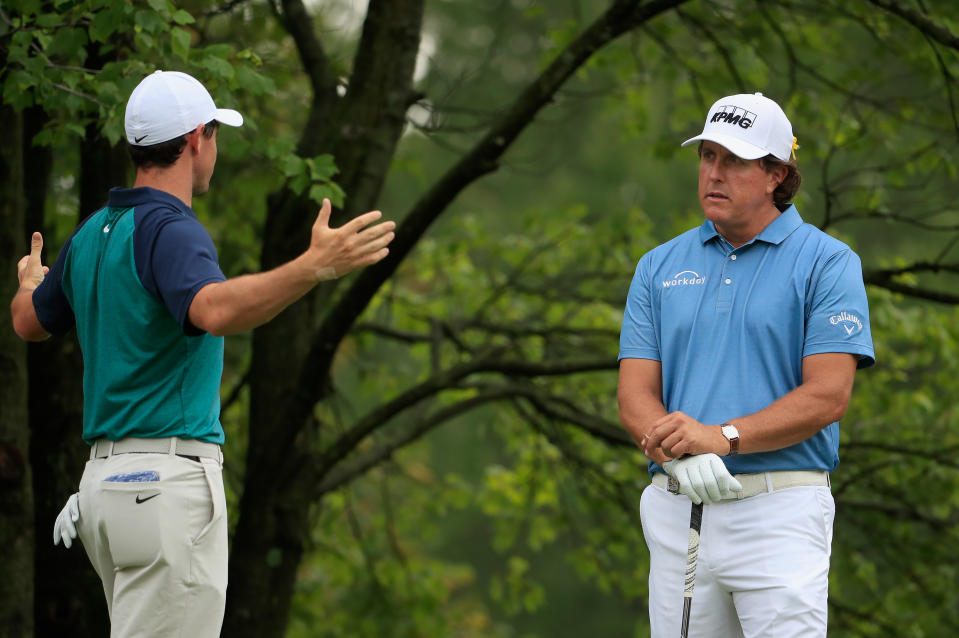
[619,205,874,475]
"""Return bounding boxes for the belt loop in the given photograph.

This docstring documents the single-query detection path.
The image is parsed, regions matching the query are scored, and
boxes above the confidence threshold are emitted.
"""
[764,472,774,493]
[108,440,115,457]
[168,437,177,456]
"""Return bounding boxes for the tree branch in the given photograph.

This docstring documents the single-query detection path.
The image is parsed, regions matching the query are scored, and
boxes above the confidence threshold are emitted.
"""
[277,0,338,155]
[315,387,519,495]
[864,262,959,304]
[865,0,959,52]
[314,354,617,472]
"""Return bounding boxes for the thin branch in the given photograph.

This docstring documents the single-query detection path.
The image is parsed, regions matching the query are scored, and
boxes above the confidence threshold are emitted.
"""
[50,83,107,108]
[221,369,250,414]
[864,278,959,305]
[314,352,616,471]
[865,0,959,52]
[676,7,746,92]
[315,387,520,495]
[200,0,252,17]
[277,0,337,140]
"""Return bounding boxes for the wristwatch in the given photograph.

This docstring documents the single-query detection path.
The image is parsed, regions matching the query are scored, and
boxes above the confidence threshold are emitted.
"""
[720,423,740,456]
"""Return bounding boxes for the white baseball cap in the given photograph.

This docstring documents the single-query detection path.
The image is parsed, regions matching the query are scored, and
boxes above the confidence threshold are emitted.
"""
[681,92,795,161]
[124,70,243,146]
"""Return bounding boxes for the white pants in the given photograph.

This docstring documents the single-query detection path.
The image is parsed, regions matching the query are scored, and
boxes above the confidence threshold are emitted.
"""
[641,480,835,638]
[77,452,228,638]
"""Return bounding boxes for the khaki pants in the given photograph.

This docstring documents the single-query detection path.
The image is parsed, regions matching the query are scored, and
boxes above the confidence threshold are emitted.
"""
[78,451,227,638]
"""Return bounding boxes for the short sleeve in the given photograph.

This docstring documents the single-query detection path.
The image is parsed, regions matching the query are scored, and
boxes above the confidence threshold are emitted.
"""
[804,249,875,369]
[619,256,661,361]
[32,235,77,335]
[136,210,226,335]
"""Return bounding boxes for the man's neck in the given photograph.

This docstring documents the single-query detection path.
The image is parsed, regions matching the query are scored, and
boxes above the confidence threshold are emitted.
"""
[133,165,193,208]
[715,204,782,248]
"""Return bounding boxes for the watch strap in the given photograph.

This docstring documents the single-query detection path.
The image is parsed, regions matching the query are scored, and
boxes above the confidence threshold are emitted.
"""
[720,423,740,456]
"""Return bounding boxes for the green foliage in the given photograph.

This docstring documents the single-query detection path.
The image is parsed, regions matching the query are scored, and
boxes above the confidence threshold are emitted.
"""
[1,0,274,146]
[282,153,347,208]
[829,291,959,637]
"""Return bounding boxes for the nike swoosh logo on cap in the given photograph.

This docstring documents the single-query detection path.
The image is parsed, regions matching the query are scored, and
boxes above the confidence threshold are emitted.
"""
[134,135,147,143]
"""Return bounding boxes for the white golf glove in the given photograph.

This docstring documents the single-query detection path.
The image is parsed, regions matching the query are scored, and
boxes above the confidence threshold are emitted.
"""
[53,493,80,548]
[663,454,743,505]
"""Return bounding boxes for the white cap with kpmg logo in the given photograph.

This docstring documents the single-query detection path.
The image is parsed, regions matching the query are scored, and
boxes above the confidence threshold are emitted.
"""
[124,70,244,146]
[681,92,796,162]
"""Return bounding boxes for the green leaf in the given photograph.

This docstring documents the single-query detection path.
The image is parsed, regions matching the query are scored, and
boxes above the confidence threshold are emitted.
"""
[147,0,167,12]
[36,13,63,28]
[309,154,339,181]
[171,27,191,61]
[172,9,195,25]
[200,55,235,80]
[308,183,345,208]
[90,6,130,43]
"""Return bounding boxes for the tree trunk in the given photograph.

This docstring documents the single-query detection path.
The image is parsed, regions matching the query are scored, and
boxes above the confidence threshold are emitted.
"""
[0,103,34,638]
[223,2,424,636]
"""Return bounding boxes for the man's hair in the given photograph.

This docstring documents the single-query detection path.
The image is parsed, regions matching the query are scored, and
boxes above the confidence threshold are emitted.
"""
[128,120,218,169]
[760,155,802,208]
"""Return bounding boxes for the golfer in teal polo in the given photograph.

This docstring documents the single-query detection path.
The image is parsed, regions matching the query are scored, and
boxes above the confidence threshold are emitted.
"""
[11,70,395,637]
[617,93,874,637]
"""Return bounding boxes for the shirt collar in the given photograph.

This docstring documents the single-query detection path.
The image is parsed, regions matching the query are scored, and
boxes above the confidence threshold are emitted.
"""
[107,186,196,219]
[699,204,803,246]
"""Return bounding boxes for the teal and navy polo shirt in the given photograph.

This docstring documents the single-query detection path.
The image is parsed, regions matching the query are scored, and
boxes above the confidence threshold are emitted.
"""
[619,205,875,475]
[33,187,227,445]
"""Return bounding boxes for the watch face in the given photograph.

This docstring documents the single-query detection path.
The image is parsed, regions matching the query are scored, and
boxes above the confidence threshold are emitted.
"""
[722,425,739,440]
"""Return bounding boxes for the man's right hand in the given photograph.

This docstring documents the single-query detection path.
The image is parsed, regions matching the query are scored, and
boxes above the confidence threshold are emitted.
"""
[306,198,395,281]
[53,493,80,549]
[663,454,743,505]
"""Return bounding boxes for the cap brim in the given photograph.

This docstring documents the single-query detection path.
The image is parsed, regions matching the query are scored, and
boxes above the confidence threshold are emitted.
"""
[214,108,243,127]
[681,132,768,160]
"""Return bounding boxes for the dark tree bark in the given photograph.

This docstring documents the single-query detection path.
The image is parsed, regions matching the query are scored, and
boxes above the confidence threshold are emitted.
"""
[0,101,34,638]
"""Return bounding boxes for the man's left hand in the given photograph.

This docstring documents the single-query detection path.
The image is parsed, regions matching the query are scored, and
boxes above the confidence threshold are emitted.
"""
[53,493,80,549]
[642,411,729,459]
[17,232,48,291]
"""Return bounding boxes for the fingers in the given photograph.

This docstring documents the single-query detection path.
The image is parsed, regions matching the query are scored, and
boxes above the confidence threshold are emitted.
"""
[18,232,45,287]
[30,231,43,260]
[344,209,384,233]
[314,198,332,229]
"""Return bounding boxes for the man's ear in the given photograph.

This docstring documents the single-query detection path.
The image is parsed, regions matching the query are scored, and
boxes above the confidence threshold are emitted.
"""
[768,164,787,194]
[186,124,204,152]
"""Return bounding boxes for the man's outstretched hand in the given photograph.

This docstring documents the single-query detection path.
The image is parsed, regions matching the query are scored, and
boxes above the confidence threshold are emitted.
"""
[306,198,395,281]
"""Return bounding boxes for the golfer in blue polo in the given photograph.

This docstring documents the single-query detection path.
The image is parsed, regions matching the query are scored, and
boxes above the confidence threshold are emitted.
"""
[11,70,395,637]
[617,93,875,637]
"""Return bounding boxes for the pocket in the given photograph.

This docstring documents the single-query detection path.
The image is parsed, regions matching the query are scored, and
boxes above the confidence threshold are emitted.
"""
[191,460,224,545]
[813,487,836,552]
[103,483,163,568]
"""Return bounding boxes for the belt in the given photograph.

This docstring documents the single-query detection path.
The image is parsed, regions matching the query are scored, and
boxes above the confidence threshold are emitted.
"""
[651,470,829,501]
[89,437,222,462]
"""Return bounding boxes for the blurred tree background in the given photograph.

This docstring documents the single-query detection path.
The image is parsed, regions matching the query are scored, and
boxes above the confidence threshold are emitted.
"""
[2,0,958,637]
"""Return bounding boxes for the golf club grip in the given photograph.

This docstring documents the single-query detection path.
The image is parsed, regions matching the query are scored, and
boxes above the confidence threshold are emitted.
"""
[680,501,704,638]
